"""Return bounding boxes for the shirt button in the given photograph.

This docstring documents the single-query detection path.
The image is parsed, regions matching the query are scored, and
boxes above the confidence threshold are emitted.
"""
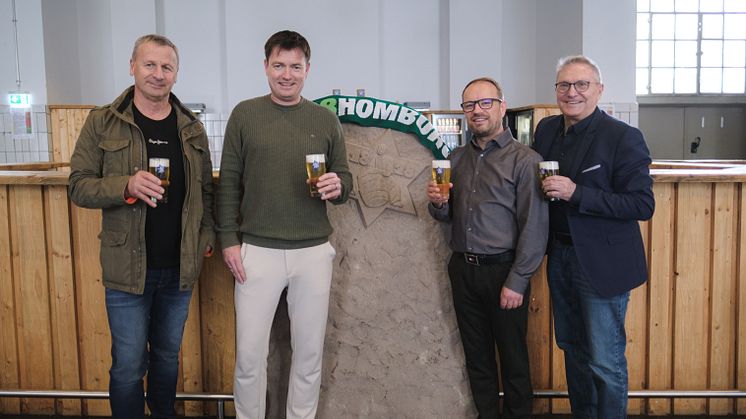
[468,208,472,211]
[467,227,472,232]
[134,166,139,171]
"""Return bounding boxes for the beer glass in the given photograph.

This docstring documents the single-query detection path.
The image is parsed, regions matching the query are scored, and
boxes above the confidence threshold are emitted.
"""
[148,158,170,204]
[305,154,326,197]
[538,160,559,201]
[431,160,451,199]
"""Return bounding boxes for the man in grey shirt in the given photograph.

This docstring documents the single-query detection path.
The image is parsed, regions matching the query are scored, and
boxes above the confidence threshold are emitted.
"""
[427,77,548,418]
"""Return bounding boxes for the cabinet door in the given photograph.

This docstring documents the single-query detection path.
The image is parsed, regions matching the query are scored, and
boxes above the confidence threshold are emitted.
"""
[684,107,746,159]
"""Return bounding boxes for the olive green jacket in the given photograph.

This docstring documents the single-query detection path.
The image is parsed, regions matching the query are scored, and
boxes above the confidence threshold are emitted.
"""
[69,87,215,294]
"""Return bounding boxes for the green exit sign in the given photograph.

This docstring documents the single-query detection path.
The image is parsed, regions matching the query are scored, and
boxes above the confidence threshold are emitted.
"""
[9,93,32,108]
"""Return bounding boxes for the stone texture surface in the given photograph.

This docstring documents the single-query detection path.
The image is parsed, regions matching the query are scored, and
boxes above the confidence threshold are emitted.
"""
[263,125,474,418]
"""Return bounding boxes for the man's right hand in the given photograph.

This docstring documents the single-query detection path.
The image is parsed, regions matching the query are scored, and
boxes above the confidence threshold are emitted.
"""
[126,170,164,208]
[222,245,246,284]
[426,180,451,208]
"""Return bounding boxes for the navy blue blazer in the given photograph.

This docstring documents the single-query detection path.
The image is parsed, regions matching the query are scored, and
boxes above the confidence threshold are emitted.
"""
[533,108,654,297]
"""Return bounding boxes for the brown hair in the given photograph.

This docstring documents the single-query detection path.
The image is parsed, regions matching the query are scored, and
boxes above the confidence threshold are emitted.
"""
[461,77,504,100]
[131,34,179,66]
[264,30,311,62]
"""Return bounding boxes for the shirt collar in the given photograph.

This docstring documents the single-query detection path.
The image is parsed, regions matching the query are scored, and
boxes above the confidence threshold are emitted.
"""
[469,127,515,150]
[560,107,599,136]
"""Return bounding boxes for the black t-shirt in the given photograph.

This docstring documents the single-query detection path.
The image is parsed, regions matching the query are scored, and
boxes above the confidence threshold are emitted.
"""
[133,104,185,269]
[547,112,595,235]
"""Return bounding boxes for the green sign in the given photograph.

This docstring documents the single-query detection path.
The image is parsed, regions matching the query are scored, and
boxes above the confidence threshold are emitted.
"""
[314,95,450,159]
[8,93,32,108]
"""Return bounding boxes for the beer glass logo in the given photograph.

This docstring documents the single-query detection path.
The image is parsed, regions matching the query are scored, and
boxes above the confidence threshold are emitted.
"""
[435,167,444,176]
[156,164,166,177]
[312,161,321,171]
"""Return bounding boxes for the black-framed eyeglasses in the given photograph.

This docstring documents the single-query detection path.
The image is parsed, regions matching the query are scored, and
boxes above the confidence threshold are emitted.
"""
[554,80,597,93]
[460,97,503,112]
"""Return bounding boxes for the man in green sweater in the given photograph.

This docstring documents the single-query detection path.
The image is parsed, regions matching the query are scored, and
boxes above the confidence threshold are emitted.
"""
[217,30,352,419]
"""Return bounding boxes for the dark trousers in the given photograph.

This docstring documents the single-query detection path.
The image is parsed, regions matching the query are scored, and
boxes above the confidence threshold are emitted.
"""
[448,253,533,419]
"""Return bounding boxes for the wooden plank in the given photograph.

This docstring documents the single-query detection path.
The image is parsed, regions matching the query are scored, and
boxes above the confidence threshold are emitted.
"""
[0,171,70,186]
[9,186,55,414]
[44,185,82,415]
[49,108,64,165]
[181,281,205,416]
[708,183,737,414]
[646,183,675,415]
[70,203,110,416]
[0,185,20,414]
[626,223,649,416]
[550,319,570,414]
[527,259,550,414]
[673,183,711,414]
[199,256,236,417]
[735,183,746,415]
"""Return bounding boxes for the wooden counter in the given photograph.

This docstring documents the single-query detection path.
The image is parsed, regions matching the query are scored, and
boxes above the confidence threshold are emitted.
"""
[1,161,745,416]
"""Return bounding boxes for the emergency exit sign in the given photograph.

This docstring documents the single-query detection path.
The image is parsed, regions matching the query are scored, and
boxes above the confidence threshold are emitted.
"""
[9,93,31,108]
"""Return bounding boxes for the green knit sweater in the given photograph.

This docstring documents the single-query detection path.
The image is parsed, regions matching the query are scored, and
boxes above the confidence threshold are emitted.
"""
[217,95,352,250]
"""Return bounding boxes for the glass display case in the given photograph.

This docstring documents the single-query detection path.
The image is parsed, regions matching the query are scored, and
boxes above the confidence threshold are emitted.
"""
[506,104,561,146]
[423,110,469,151]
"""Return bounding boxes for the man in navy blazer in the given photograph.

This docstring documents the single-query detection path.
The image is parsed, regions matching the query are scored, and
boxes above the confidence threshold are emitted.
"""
[532,55,654,419]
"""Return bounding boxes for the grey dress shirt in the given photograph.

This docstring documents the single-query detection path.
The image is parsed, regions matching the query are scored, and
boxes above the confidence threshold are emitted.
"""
[429,128,548,294]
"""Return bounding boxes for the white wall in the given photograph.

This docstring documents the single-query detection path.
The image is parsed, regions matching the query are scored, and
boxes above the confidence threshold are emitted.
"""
[5,0,638,114]
[582,0,637,103]
[1,0,47,105]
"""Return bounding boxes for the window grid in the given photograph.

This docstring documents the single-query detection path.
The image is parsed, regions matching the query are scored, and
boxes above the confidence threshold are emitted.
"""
[636,0,746,95]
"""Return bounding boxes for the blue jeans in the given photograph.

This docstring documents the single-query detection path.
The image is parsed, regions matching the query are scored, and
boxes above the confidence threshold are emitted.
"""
[105,268,192,419]
[547,241,629,419]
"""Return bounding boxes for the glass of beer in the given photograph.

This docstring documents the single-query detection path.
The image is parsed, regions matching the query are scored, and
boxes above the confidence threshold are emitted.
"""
[431,160,451,199]
[306,154,326,197]
[148,158,170,204]
[538,160,559,201]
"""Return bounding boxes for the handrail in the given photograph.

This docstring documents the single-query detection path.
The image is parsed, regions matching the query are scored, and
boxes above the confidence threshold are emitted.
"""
[0,390,232,419]
[2,388,746,418]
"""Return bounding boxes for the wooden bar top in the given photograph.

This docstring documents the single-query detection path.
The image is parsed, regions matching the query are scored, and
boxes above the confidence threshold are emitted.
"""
[2,161,746,185]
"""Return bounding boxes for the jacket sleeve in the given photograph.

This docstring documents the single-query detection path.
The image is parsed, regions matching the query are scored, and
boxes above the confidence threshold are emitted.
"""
[216,108,244,250]
[197,130,216,252]
[68,111,131,209]
[572,126,655,221]
[327,118,353,205]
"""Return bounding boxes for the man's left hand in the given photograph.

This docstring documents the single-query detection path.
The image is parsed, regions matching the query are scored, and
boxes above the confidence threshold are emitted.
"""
[500,286,524,310]
[314,172,343,200]
[542,175,576,201]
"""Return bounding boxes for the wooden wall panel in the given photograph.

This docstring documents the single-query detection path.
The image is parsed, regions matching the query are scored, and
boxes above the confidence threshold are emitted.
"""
[49,107,92,169]
[69,204,109,416]
[9,186,55,414]
[0,186,20,414]
[647,182,675,415]
[181,282,206,416]
[627,225,649,415]
[735,183,746,415]
[709,184,737,414]
[44,186,82,415]
[199,257,237,417]
[527,261,550,414]
[673,183,711,414]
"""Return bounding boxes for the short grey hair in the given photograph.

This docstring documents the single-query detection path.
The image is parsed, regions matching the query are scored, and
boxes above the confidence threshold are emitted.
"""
[131,34,179,67]
[556,55,603,84]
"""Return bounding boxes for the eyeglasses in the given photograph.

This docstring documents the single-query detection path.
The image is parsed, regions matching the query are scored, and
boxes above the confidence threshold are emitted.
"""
[554,80,597,93]
[460,97,503,112]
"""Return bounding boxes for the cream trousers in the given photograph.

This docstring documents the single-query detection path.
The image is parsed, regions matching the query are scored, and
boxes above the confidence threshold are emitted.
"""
[233,242,336,419]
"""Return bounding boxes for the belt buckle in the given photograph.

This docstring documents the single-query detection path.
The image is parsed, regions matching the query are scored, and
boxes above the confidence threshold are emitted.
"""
[464,253,480,266]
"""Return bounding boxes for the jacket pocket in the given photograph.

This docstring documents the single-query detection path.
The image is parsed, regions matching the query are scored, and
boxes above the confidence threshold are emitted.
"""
[98,230,130,287]
[98,139,131,176]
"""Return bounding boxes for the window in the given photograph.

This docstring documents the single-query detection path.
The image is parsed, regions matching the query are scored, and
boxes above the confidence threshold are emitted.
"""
[637,0,746,95]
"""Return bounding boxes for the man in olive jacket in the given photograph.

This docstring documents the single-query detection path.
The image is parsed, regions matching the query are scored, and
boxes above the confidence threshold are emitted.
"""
[69,34,214,419]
